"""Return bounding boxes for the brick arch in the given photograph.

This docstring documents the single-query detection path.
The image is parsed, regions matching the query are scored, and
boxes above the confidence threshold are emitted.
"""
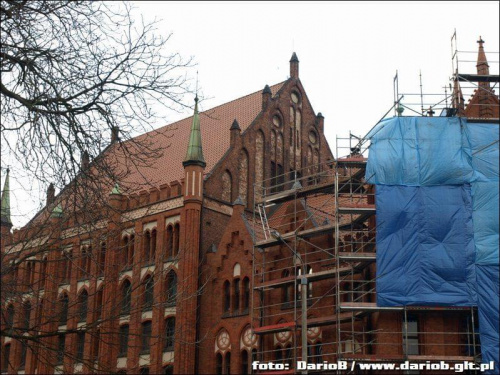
[238,148,249,204]
[255,130,265,199]
[221,170,232,203]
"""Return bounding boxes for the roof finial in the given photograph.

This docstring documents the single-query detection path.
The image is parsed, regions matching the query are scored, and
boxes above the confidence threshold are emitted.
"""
[1,168,12,226]
[195,70,199,102]
[183,92,206,168]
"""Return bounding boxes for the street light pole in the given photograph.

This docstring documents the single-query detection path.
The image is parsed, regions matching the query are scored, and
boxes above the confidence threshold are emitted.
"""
[270,229,308,374]
[301,275,308,375]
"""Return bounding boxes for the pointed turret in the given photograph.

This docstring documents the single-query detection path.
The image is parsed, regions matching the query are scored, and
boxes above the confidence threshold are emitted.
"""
[230,119,241,146]
[476,36,490,77]
[1,168,12,227]
[183,96,206,168]
[176,96,206,374]
[290,52,299,79]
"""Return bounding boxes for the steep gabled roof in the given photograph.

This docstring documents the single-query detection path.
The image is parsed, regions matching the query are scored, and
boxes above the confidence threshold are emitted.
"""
[115,82,286,191]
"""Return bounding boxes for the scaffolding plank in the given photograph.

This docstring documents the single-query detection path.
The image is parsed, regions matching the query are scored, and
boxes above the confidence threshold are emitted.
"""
[407,355,475,362]
[257,179,337,205]
[303,312,359,327]
[342,353,405,362]
[340,302,474,311]
[253,321,296,335]
[336,157,368,168]
[340,302,404,311]
[255,223,335,248]
[339,252,376,261]
[457,73,500,83]
[338,203,376,214]
[254,266,352,290]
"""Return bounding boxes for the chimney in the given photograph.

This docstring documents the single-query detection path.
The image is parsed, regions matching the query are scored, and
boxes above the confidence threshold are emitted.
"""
[47,183,55,205]
[230,119,241,146]
[316,112,324,133]
[290,52,299,79]
[81,151,90,170]
[262,85,272,110]
[111,126,120,143]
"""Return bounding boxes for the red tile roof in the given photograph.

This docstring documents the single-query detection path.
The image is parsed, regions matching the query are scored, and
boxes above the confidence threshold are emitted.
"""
[116,82,286,192]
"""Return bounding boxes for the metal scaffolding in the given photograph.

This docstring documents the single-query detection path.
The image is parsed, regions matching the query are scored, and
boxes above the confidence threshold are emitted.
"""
[250,135,481,374]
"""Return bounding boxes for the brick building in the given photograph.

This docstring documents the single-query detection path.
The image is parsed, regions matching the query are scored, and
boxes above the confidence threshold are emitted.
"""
[1,42,498,375]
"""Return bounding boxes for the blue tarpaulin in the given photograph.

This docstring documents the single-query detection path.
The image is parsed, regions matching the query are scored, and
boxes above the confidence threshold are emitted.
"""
[366,116,499,370]
[376,184,477,306]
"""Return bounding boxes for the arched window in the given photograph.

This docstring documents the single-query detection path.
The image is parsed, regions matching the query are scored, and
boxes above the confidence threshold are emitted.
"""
[82,245,92,276]
[99,242,106,275]
[275,346,283,363]
[143,276,154,311]
[166,225,173,258]
[57,334,65,364]
[255,131,265,199]
[120,280,132,315]
[173,224,180,257]
[222,170,232,203]
[40,257,48,287]
[78,290,88,322]
[2,343,10,372]
[284,344,293,366]
[61,251,72,283]
[92,329,100,362]
[26,261,35,286]
[119,324,129,357]
[122,236,129,268]
[96,287,104,320]
[165,270,177,307]
[242,277,250,312]
[22,301,31,331]
[151,229,157,262]
[59,294,69,325]
[215,353,223,375]
[344,282,352,302]
[281,270,293,305]
[164,317,175,351]
[233,278,240,312]
[238,149,249,204]
[223,280,231,314]
[315,341,323,364]
[128,234,135,266]
[76,332,85,362]
[224,352,231,375]
[353,281,362,302]
[141,321,152,353]
[144,231,151,263]
[6,304,14,332]
[19,340,27,369]
[241,350,249,374]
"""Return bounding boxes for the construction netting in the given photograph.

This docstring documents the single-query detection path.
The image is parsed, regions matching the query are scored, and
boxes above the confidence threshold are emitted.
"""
[366,116,499,371]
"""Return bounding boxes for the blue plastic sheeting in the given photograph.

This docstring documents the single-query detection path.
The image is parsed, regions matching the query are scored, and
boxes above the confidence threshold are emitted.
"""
[366,117,473,186]
[476,265,499,374]
[376,184,477,306]
[366,116,499,369]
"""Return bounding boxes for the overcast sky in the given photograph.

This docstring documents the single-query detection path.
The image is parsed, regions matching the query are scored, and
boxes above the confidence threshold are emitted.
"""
[3,1,499,227]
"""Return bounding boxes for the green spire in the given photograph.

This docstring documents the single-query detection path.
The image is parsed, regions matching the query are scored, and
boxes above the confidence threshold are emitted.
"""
[110,183,122,195]
[183,97,206,168]
[51,203,63,218]
[1,168,12,226]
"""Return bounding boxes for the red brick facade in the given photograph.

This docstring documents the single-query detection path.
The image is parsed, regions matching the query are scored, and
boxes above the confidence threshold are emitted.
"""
[0,46,495,375]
